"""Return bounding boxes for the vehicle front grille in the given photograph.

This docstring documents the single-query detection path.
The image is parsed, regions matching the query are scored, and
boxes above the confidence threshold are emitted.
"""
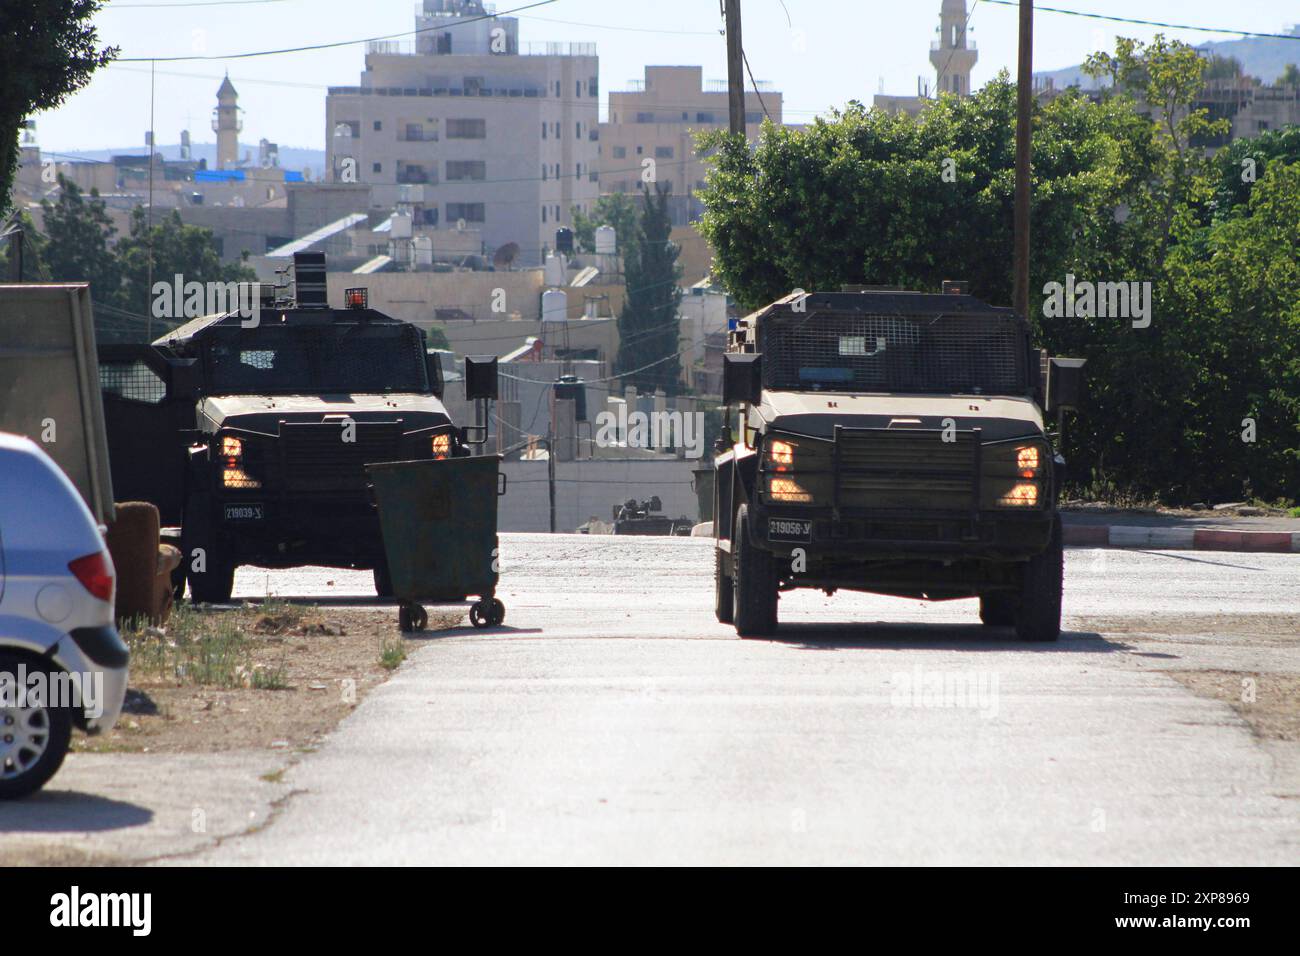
[835,428,977,511]
[279,422,404,493]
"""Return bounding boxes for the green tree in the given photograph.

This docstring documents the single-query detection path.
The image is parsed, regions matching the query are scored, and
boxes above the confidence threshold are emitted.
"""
[39,174,120,297]
[1278,64,1300,88]
[616,184,682,395]
[571,193,640,259]
[0,1,116,215]
[113,207,256,318]
[0,211,50,281]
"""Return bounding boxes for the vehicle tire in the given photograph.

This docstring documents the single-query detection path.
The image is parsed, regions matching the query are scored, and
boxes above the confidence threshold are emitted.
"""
[1015,517,1063,643]
[714,547,734,623]
[0,655,74,800]
[469,601,490,629]
[372,557,394,599]
[732,505,778,637]
[182,492,235,604]
[488,598,506,627]
[979,592,1017,627]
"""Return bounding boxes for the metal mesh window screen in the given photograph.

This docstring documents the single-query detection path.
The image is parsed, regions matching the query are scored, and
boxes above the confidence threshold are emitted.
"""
[100,360,167,404]
[204,325,428,394]
[760,312,1028,394]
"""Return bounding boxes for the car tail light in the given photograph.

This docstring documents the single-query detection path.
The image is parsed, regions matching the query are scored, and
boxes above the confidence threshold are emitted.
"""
[69,551,115,602]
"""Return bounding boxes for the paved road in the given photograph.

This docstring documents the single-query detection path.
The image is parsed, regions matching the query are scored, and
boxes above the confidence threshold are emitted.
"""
[200,535,1300,865]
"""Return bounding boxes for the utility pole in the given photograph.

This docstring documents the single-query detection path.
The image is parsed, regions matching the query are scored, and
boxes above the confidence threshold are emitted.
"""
[1013,0,1034,319]
[4,227,24,282]
[725,0,746,136]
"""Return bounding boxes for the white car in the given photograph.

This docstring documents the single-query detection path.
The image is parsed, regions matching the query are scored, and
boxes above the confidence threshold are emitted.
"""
[0,433,129,799]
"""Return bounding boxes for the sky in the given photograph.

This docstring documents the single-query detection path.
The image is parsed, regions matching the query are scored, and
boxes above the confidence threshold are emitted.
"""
[32,0,1300,156]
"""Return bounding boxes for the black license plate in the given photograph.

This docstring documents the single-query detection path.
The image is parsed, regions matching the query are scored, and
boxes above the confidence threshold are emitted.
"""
[768,518,812,542]
[223,503,264,522]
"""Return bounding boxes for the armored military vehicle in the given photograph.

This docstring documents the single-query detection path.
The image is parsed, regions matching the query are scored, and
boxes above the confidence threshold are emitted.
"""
[98,253,485,603]
[713,286,1085,640]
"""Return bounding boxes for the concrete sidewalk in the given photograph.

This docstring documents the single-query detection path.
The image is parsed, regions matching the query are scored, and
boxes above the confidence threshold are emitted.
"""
[1062,511,1300,553]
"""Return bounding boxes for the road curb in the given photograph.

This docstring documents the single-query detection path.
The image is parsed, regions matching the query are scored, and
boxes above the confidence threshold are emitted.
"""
[1063,525,1300,553]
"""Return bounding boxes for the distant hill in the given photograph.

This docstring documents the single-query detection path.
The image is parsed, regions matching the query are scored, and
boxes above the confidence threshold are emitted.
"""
[48,142,327,177]
[1036,24,1300,90]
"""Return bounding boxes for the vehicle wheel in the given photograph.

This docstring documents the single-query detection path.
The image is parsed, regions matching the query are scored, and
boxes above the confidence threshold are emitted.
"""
[372,557,394,598]
[732,505,778,637]
[0,655,74,800]
[469,601,490,629]
[488,598,506,627]
[399,604,426,633]
[714,547,734,623]
[182,493,235,604]
[979,592,1017,627]
[187,555,235,604]
[1015,517,1063,643]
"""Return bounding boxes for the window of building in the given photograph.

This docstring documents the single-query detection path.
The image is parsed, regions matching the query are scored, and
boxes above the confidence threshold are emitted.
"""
[373,120,383,131]
[655,146,673,159]
[575,163,582,179]
[542,206,548,223]
[404,123,425,142]
[612,146,626,159]
[447,118,487,139]
[555,81,561,97]
[542,121,547,139]
[464,76,484,95]
[745,112,762,124]
[589,76,599,97]
[554,163,560,178]
[554,121,561,138]
[446,160,486,181]
[542,164,548,181]
[636,112,655,123]
[636,145,643,155]
[576,122,582,139]
[696,112,715,124]
[397,162,429,184]
[447,202,485,223]
[576,80,582,97]
[334,120,360,139]
[682,112,688,121]
[372,162,382,174]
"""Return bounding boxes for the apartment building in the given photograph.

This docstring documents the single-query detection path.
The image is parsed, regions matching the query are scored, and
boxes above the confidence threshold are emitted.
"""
[325,0,599,266]
[599,66,781,225]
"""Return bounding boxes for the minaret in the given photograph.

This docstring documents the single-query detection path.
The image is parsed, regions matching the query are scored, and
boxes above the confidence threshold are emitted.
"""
[213,75,241,170]
[930,0,978,97]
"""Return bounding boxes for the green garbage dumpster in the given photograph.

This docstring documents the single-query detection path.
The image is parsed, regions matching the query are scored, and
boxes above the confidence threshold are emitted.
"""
[366,455,506,632]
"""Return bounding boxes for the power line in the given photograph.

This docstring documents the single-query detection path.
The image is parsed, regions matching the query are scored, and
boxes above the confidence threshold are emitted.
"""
[983,1,1300,40]
[741,50,774,122]
[117,0,558,63]
[111,0,295,7]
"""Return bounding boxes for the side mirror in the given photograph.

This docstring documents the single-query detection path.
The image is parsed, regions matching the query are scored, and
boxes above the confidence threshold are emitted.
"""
[464,355,498,401]
[1047,357,1086,414]
[722,352,763,407]
[425,351,445,399]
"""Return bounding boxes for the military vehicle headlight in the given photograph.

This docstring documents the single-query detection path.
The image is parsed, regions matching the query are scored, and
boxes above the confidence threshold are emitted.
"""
[223,467,262,490]
[431,433,452,460]
[222,436,243,460]
[1016,445,1041,477]
[768,477,812,503]
[767,438,795,471]
[997,482,1039,507]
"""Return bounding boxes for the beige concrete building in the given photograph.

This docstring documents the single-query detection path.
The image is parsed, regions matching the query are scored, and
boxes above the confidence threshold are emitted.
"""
[599,66,781,224]
[324,0,599,266]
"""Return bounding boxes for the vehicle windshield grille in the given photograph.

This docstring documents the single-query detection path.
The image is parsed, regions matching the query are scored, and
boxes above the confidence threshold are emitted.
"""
[203,324,427,393]
[760,312,1029,394]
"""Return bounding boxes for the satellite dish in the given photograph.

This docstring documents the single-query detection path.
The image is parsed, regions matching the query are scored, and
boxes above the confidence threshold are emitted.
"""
[493,242,520,270]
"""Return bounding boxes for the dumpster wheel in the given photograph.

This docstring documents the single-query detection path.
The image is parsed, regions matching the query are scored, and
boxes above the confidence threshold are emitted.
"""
[399,603,428,633]
[471,597,505,629]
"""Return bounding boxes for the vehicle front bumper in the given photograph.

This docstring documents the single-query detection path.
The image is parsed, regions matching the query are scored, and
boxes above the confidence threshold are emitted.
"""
[753,501,1055,561]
